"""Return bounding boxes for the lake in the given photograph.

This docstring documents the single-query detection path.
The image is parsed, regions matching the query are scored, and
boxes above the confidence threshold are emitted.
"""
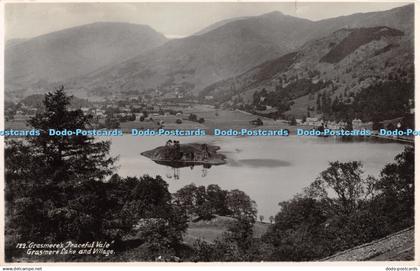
[108,135,407,219]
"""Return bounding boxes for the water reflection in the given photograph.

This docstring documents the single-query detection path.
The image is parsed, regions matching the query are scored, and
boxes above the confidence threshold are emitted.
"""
[153,157,291,179]
[109,135,406,219]
[155,160,216,180]
[230,159,291,168]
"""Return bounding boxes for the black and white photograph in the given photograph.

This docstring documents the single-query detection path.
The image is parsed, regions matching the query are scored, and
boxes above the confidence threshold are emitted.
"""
[2,1,416,264]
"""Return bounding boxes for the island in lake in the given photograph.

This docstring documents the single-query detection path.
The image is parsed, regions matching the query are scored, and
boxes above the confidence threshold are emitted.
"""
[141,140,227,168]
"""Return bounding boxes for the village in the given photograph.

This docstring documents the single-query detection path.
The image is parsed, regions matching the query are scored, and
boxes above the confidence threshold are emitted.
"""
[4,93,414,141]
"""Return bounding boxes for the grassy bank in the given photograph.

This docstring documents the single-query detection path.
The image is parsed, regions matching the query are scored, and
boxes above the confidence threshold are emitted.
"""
[183,215,270,246]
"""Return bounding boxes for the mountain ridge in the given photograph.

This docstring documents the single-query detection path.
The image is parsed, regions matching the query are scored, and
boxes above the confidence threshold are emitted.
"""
[5,4,414,101]
[200,24,413,119]
[5,22,168,98]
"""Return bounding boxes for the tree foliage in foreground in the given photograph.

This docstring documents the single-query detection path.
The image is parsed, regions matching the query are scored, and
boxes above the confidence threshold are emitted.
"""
[191,148,414,262]
[262,147,414,261]
[4,87,414,262]
[173,184,257,221]
[6,87,117,245]
[5,87,187,261]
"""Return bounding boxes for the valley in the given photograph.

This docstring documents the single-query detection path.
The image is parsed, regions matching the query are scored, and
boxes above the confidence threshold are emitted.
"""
[5,5,414,131]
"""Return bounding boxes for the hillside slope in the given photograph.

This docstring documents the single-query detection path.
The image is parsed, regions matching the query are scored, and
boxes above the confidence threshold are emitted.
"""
[201,24,413,119]
[321,227,414,261]
[5,4,413,100]
[68,4,413,98]
[66,11,315,97]
[5,22,168,97]
[193,16,251,36]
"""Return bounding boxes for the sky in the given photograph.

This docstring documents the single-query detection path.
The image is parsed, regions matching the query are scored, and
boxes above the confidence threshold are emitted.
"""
[5,1,411,40]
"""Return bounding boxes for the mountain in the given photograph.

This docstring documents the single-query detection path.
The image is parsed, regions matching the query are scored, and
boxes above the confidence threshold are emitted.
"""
[65,12,322,97]
[68,4,413,99]
[6,4,413,100]
[193,16,250,36]
[201,24,413,119]
[5,22,168,97]
[5,38,28,48]
[315,3,413,35]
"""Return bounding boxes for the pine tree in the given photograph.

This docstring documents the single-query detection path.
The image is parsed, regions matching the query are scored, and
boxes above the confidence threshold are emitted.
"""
[5,86,117,244]
[28,86,116,185]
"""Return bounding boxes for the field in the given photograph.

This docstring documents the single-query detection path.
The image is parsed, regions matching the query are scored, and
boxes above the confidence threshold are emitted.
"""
[118,105,295,135]
[5,104,303,135]
[4,119,29,129]
[183,215,270,246]
[160,104,296,134]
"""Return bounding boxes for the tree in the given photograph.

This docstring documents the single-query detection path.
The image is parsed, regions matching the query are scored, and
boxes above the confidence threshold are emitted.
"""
[188,113,198,122]
[259,215,264,222]
[28,86,117,182]
[192,215,264,262]
[262,196,330,261]
[261,147,415,262]
[5,86,117,246]
[174,184,257,222]
[173,184,212,220]
[289,116,297,126]
[194,186,213,220]
[192,238,242,262]
[226,190,257,222]
[304,161,375,215]
[224,216,255,254]
[123,175,188,254]
[206,184,229,216]
[105,116,120,128]
[374,146,414,231]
